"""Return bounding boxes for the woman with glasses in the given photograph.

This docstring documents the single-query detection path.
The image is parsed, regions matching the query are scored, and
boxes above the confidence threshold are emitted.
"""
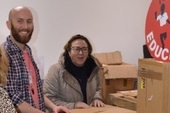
[0,46,17,113]
[43,34,105,109]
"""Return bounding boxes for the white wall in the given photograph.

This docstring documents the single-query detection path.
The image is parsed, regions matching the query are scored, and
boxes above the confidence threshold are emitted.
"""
[0,0,151,78]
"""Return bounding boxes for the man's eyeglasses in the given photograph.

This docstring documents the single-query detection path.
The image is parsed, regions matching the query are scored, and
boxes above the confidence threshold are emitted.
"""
[71,47,88,53]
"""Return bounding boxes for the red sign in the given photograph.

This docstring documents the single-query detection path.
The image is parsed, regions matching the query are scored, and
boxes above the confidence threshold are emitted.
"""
[146,0,170,62]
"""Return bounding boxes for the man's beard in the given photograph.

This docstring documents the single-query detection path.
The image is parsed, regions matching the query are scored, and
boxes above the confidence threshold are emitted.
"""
[11,24,34,44]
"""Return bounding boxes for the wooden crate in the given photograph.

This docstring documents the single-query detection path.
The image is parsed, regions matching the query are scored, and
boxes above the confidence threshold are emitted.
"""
[107,90,137,111]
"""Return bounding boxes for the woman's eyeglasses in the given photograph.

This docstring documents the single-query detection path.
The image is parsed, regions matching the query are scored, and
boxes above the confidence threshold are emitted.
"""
[71,47,88,53]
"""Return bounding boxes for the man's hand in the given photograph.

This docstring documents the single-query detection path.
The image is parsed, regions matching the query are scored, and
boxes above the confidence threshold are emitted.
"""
[90,99,105,107]
[75,102,90,109]
[52,106,71,113]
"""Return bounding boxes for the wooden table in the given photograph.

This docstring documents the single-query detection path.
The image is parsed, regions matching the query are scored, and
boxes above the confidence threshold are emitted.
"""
[71,105,136,113]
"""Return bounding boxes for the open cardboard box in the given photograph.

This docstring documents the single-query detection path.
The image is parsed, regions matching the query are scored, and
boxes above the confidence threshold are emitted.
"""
[92,51,122,65]
[103,63,137,79]
[101,62,137,103]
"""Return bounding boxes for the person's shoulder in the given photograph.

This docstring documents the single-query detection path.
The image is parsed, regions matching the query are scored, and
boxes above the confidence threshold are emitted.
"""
[0,87,8,96]
[0,87,17,113]
[2,36,11,46]
[2,41,9,49]
[47,52,65,74]
[2,39,16,53]
[50,63,59,68]
[0,87,9,105]
[49,62,63,71]
[52,53,65,70]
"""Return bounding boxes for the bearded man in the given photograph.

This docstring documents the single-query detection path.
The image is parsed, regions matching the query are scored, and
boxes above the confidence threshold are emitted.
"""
[2,6,70,113]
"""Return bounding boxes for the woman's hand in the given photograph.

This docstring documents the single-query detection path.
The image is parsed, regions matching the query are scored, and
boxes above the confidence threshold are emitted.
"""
[75,102,90,109]
[52,106,71,113]
[90,99,105,107]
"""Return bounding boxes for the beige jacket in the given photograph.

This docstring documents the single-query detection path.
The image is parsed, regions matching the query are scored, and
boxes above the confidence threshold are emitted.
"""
[43,54,103,109]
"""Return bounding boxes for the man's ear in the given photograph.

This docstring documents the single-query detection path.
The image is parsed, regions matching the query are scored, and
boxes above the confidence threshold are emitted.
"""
[6,21,11,30]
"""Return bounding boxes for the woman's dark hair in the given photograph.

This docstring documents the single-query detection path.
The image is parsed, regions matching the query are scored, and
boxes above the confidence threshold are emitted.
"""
[64,34,93,54]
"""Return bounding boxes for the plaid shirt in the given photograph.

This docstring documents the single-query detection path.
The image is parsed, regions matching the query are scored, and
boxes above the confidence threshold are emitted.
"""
[3,36,46,112]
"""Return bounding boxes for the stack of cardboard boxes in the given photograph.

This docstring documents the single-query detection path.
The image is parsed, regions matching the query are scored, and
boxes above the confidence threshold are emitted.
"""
[93,51,137,103]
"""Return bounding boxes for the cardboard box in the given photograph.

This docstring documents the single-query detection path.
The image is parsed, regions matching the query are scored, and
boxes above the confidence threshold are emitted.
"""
[101,78,135,103]
[103,63,137,79]
[101,63,137,103]
[71,105,136,113]
[137,59,170,113]
[92,51,122,65]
